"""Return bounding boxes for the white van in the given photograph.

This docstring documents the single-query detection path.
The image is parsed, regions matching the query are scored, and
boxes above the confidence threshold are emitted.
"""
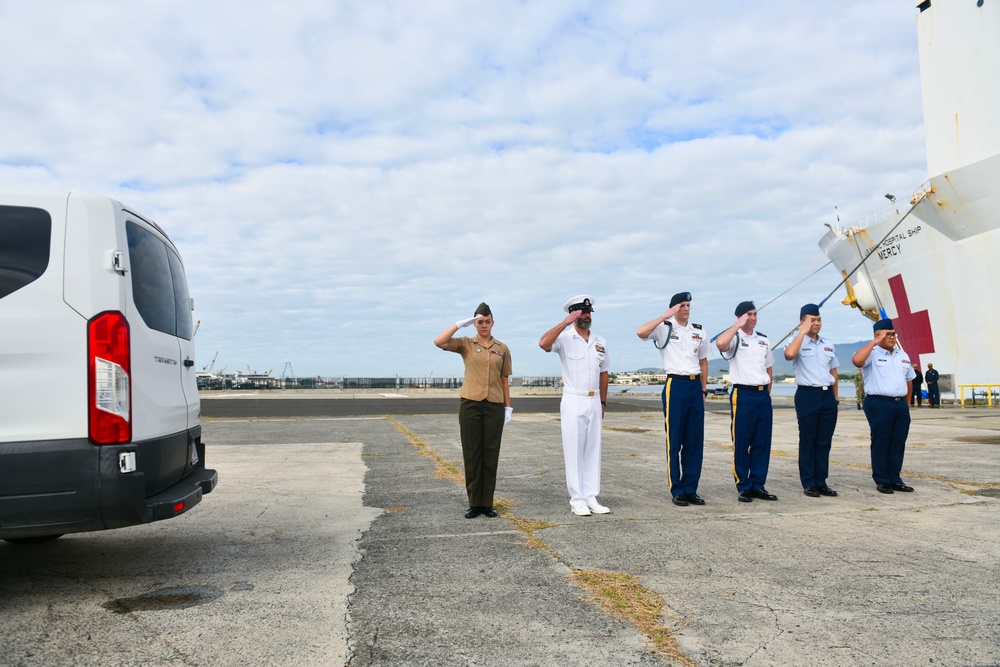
[0,191,217,543]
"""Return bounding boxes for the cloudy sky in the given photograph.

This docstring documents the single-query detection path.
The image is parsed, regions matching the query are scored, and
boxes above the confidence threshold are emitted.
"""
[1,1,930,378]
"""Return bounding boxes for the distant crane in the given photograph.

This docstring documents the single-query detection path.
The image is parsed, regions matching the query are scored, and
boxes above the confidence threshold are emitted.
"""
[281,362,296,391]
[202,351,219,374]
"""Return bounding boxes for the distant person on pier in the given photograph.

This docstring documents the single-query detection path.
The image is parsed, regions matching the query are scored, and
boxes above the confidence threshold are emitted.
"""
[636,291,710,507]
[853,318,917,494]
[924,363,940,408]
[783,304,839,499]
[854,371,865,410]
[911,364,924,407]
[434,302,512,519]
[716,301,777,503]
[539,295,611,516]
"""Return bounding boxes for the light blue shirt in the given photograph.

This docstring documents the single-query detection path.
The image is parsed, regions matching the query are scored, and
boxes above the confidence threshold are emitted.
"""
[860,345,916,397]
[788,335,839,387]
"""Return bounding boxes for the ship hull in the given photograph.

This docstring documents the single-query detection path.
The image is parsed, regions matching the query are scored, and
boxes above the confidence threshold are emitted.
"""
[819,0,1000,390]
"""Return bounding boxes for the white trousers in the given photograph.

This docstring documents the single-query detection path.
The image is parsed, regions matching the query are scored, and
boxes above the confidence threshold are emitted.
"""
[560,393,603,506]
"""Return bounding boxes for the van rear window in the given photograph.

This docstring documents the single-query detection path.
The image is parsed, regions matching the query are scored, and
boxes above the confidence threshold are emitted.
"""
[126,221,193,340]
[0,205,51,299]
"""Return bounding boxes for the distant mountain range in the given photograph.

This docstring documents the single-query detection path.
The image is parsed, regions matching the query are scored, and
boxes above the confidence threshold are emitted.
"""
[631,340,868,378]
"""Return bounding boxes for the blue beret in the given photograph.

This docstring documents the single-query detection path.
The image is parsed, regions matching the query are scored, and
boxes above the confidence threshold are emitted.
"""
[800,303,820,317]
[873,318,894,332]
[670,292,692,308]
[735,301,755,317]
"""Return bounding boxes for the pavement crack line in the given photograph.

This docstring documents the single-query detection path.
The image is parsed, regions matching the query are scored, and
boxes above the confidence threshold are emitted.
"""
[387,417,697,666]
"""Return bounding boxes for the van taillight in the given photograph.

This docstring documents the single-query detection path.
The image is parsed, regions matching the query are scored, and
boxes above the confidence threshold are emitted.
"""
[88,311,131,444]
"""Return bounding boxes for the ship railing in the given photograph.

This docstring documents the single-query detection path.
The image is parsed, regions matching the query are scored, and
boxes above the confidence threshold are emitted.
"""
[843,183,932,235]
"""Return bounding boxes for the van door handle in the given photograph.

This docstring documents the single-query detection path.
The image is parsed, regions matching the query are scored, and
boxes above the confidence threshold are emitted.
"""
[183,359,195,368]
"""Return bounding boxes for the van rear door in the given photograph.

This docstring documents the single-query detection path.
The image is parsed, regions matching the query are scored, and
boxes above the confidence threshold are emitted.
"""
[124,218,192,495]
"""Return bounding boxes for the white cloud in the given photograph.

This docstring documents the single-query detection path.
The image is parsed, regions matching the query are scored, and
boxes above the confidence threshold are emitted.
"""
[0,0,930,377]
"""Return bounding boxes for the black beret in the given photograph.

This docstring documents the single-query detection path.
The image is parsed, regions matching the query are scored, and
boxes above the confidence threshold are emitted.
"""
[734,301,756,317]
[670,292,692,308]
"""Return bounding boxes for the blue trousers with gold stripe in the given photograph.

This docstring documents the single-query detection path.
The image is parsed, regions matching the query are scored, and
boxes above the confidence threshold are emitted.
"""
[729,386,772,493]
[660,377,704,498]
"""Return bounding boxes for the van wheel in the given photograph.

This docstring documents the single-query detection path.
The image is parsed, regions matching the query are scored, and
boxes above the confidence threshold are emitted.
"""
[4,535,63,545]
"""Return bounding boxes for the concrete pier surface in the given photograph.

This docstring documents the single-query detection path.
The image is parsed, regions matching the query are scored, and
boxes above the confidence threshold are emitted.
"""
[2,395,997,666]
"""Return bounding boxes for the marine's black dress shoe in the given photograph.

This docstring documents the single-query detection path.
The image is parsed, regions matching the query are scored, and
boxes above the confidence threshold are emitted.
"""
[464,506,481,519]
[749,488,778,501]
[817,486,838,497]
[738,491,753,503]
[890,483,914,492]
[876,483,894,494]
[481,506,499,517]
[803,486,821,497]
[684,493,706,506]
[672,495,689,507]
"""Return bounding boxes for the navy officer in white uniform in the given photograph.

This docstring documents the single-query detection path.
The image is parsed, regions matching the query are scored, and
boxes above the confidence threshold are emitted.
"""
[852,317,917,494]
[783,303,840,498]
[716,301,777,503]
[636,291,710,507]
[539,295,611,516]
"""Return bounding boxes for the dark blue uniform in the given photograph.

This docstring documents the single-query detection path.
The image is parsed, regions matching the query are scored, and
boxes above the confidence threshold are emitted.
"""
[925,366,940,407]
[729,385,773,493]
[661,375,705,497]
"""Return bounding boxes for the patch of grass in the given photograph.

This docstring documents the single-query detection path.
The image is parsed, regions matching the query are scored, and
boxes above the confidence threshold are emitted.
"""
[385,507,407,513]
[389,418,464,484]
[571,569,695,666]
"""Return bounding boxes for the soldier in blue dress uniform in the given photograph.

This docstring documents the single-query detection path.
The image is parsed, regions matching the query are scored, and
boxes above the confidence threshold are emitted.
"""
[716,301,777,503]
[852,318,917,494]
[783,304,840,498]
[637,291,711,507]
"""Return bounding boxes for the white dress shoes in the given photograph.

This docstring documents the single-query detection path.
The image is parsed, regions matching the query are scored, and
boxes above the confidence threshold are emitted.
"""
[586,500,611,514]
[571,504,592,516]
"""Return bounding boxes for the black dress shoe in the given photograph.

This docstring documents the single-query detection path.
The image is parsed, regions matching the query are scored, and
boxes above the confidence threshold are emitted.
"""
[803,486,820,497]
[817,486,838,497]
[876,483,894,494]
[685,493,706,506]
[672,495,689,507]
[464,507,481,519]
[738,491,753,503]
[749,488,778,501]
[481,506,499,517]
[890,483,914,492]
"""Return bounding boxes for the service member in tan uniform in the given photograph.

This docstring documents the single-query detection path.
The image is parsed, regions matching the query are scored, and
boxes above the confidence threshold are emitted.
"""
[435,302,513,518]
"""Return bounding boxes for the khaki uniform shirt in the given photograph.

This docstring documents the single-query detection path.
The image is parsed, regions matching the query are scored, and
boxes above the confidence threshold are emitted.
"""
[446,336,512,403]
